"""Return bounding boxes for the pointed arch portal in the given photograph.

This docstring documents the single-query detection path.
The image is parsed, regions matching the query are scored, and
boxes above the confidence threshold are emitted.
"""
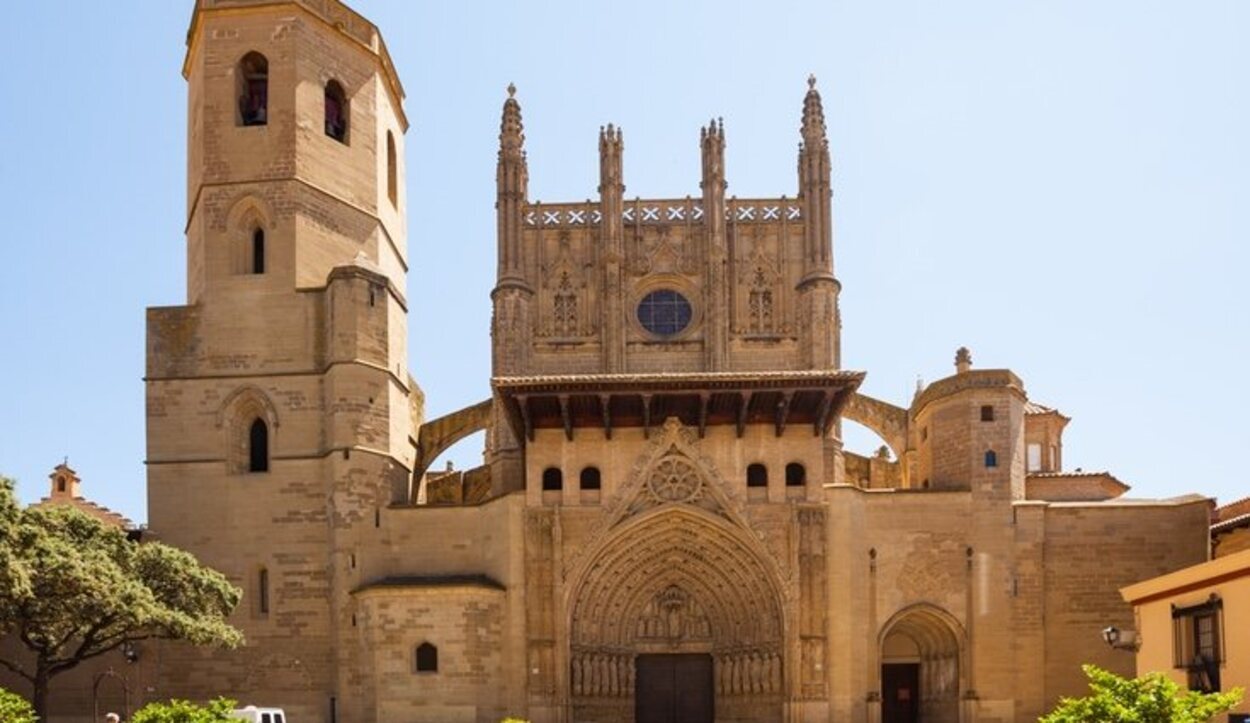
[568,505,786,723]
[879,604,966,723]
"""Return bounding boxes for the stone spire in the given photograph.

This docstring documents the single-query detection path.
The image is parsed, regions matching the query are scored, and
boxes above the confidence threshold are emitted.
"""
[701,118,729,370]
[801,74,826,150]
[798,75,832,276]
[496,83,529,285]
[700,117,726,188]
[795,77,840,369]
[599,123,624,197]
[599,123,626,372]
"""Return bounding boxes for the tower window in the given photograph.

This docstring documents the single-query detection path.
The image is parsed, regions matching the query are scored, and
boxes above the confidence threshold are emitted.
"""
[386,131,398,207]
[252,228,265,274]
[258,567,270,615]
[984,450,997,468]
[415,642,438,673]
[580,467,601,490]
[1027,443,1042,472]
[237,52,268,127]
[542,467,562,491]
[980,405,995,422]
[785,462,806,487]
[324,80,348,143]
[747,463,768,488]
[249,418,269,473]
[57,478,66,493]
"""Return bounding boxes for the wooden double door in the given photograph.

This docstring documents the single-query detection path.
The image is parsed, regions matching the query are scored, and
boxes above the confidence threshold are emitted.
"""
[634,653,714,723]
[882,663,920,723]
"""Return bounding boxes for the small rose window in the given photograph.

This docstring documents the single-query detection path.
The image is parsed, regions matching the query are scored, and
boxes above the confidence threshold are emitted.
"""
[637,290,693,337]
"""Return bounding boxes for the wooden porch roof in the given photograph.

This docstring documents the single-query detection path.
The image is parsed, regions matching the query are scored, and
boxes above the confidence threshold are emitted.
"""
[492,370,865,442]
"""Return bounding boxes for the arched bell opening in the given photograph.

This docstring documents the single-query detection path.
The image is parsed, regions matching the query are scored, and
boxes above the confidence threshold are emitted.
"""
[878,604,966,723]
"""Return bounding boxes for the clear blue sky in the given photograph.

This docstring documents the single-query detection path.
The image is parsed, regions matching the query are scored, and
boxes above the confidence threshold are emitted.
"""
[1,1,1246,522]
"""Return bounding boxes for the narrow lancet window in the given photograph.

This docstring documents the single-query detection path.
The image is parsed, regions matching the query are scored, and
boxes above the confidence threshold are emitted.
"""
[325,80,348,143]
[387,131,398,206]
[252,228,265,274]
[238,52,268,127]
[258,567,270,614]
[249,418,269,472]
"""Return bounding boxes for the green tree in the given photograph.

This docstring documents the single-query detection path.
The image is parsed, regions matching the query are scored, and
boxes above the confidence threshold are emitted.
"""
[0,686,38,723]
[130,698,238,723]
[0,477,243,720]
[1041,664,1243,723]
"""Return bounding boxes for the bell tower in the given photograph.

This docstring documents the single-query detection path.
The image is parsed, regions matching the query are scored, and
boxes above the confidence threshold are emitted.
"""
[147,2,414,719]
[182,0,409,301]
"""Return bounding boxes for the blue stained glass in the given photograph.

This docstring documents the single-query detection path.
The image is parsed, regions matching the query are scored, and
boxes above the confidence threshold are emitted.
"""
[638,290,693,336]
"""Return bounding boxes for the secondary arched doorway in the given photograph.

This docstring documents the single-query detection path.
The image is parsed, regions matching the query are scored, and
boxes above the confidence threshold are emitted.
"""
[568,504,787,723]
[92,669,130,721]
[879,604,965,723]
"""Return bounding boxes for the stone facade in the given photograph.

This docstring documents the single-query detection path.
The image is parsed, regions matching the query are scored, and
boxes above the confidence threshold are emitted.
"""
[1,1,1218,721]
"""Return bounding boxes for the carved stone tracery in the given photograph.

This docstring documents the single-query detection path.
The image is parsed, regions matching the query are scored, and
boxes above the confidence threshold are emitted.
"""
[645,457,703,503]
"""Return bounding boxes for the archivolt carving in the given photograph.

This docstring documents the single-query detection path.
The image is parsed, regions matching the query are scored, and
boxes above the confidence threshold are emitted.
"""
[568,506,786,651]
[565,419,792,714]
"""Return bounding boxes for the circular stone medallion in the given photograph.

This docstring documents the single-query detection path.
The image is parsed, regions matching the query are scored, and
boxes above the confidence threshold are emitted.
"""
[647,457,701,502]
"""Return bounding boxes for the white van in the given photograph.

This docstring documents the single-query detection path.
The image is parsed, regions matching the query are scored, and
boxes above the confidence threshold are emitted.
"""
[229,707,287,723]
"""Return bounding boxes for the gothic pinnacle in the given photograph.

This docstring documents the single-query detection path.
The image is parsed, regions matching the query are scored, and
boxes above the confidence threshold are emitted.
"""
[801,74,826,145]
[499,83,524,155]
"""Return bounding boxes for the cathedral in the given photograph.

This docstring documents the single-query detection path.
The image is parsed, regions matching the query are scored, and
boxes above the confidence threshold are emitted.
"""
[12,1,1217,722]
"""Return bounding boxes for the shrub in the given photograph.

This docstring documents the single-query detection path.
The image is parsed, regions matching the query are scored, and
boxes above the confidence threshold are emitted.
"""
[1041,665,1243,723]
[130,698,238,723]
[0,687,37,723]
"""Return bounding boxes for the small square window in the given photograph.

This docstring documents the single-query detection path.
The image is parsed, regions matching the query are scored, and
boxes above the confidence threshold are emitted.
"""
[980,405,995,422]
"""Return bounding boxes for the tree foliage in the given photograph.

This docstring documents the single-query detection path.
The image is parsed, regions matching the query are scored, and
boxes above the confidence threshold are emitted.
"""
[130,697,238,723]
[0,686,37,723]
[0,476,243,718]
[1041,664,1243,723]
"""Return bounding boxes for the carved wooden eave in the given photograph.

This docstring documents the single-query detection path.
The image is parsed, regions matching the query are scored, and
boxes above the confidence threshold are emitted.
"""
[493,369,864,442]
